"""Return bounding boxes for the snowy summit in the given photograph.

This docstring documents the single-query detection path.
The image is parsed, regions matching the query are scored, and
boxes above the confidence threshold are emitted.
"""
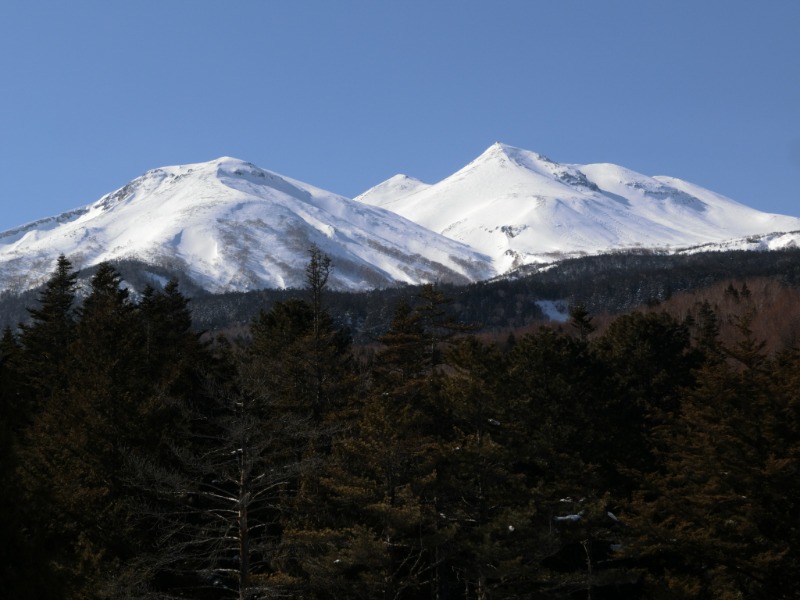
[0,157,493,293]
[356,142,800,272]
[1,144,799,295]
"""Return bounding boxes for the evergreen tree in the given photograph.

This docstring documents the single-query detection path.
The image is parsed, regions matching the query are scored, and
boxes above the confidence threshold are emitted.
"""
[244,250,357,595]
[412,283,476,368]
[568,302,595,341]
[11,255,81,597]
[136,280,212,456]
[306,245,332,345]
[627,316,800,598]
[16,254,77,412]
[691,300,723,363]
[590,311,698,491]
[0,326,22,428]
[288,287,469,598]
[370,299,427,383]
[507,327,596,481]
[0,326,47,598]
[437,336,542,599]
[505,327,633,597]
[248,264,352,425]
[18,262,147,596]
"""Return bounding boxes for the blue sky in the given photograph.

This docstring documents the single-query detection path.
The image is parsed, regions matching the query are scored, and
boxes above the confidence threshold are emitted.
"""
[1,1,798,233]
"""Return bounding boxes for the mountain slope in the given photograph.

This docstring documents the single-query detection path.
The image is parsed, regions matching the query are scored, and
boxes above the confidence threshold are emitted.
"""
[3,145,799,296]
[0,158,494,293]
[355,143,800,272]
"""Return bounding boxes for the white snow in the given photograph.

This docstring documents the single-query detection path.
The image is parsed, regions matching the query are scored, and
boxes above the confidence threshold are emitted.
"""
[554,512,584,522]
[356,142,800,274]
[536,300,569,322]
[354,174,431,207]
[0,157,494,293]
[2,143,799,295]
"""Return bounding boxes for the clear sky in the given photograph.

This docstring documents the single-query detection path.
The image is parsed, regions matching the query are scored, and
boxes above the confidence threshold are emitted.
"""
[1,1,798,233]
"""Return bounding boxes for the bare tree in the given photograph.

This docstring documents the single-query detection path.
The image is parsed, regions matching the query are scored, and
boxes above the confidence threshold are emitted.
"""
[119,370,312,600]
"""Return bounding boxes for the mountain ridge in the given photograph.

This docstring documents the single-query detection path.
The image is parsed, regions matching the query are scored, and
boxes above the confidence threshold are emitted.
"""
[0,156,494,293]
[2,144,799,295]
[355,142,800,271]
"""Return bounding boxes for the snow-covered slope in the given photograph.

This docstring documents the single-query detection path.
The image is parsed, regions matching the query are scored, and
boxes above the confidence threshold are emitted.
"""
[3,145,799,296]
[0,158,495,293]
[356,143,800,272]
[355,174,431,207]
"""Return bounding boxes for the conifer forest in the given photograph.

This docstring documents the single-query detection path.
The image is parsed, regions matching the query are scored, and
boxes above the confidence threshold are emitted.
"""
[1,251,798,599]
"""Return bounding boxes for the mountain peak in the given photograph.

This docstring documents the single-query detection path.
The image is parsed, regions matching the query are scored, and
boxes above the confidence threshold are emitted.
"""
[353,173,431,208]
[472,142,557,173]
[214,155,247,163]
[480,141,518,161]
[135,157,261,182]
[0,157,494,294]
[212,156,259,172]
[357,144,800,273]
[4,145,800,297]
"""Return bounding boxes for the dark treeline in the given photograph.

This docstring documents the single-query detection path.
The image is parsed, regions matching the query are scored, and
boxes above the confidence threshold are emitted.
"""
[1,252,798,599]
[190,248,800,337]
[5,248,800,341]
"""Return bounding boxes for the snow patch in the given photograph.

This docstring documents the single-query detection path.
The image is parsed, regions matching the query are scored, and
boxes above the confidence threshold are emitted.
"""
[536,300,569,322]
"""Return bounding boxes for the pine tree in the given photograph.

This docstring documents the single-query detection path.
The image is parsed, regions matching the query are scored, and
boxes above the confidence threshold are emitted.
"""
[136,280,212,457]
[505,326,633,598]
[306,245,332,345]
[244,250,358,595]
[568,303,595,341]
[412,283,476,369]
[437,336,543,599]
[11,256,81,597]
[0,326,47,598]
[692,300,723,363]
[627,316,800,598]
[590,311,698,491]
[287,287,473,599]
[18,262,147,596]
[16,254,77,412]
[0,326,22,428]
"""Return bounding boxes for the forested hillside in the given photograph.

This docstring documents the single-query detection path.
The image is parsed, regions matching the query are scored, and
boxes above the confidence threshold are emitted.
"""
[1,251,798,599]
[176,247,800,338]
[3,249,800,340]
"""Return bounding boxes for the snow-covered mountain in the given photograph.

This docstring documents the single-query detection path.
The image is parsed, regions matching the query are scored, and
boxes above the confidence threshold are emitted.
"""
[356,143,800,272]
[0,158,494,293]
[2,144,799,296]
